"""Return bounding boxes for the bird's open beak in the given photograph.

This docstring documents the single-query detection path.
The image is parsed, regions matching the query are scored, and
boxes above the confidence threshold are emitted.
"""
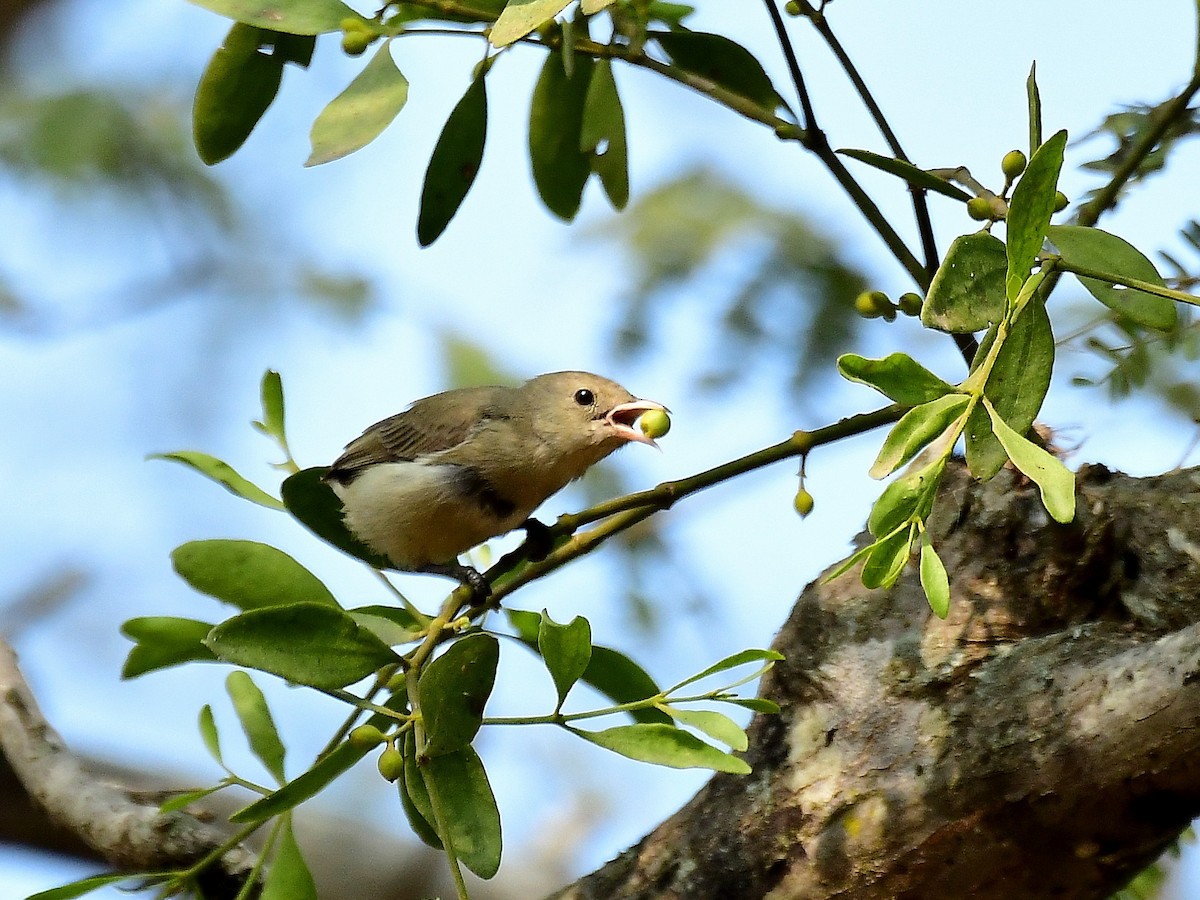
[606,399,669,448]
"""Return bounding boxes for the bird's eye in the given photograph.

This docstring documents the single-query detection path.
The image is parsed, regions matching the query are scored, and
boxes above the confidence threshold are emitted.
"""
[573,388,595,406]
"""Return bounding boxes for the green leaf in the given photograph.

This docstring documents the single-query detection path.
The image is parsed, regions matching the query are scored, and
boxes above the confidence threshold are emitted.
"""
[984,400,1076,523]
[262,817,318,900]
[422,746,503,879]
[821,541,877,584]
[922,231,1008,332]
[490,0,572,47]
[529,48,594,220]
[159,785,225,814]
[207,602,401,689]
[187,0,361,34]
[232,740,371,824]
[580,0,618,14]
[25,873,141,900]
[1005,129,1067,301]
[172,540,337,610]
[724,697,780,714]
[662,707,748,751]
[918,532,951,618]
[254,369,287,444]
[507,610,671,725]
[1026,62,1042,155]
[861,523,916,590]
[417,75,488,246]
[1047,225,1177,331]
[281,468,393,568]
[965,300,1055,480]
[670,648,784,693]
[652,31,782,111]
[193,24,283,165]
[306,40,409,167]
[418,633,499,756]
[226,671,287,783]
[199,704,224,766]
[400,732,443,849]
[581,59,629,210]
[837,352,955,405]
[121,617,217,679]
[538,612,592,711]
[837,148,971,202]
[867,458,945,538]
[571,723,751,774]
[349,605,422,646]
[868,393,969,479]
[151,450,285,509]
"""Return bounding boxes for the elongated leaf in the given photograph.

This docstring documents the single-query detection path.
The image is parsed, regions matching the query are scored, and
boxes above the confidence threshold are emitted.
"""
[151,450,284,509]
[227,671,287,783]
[922,231,1008,332]
[821,540,877,584]
[199,704,223,765]
[159,784,226,814]
[422,746,503,878]
[725,697,780,714]
[1006,129,1067,301]
[838,148,971,202]
[1026,62,1042,155]
[965,300,1055,480]
[121,617,217,678]
[261,817,318,900]
[867,458,944,538]
[172,540,337,610]
[306,41,408,166]
[254,369,287,444]
[507,609,671,725]
[919,532,951,618]
[418,633,499,756]
[861,523,916,590]
[232,740,370,824]
[869,393,969,479]
[207,602,401,689]
[581,59,629,209]
[25,873,139,900]
[652,31,782,111]
[572,723,750,774]
[281,468,392,568]
[529,48,593,220]
[663,707,748,751]
[1047,225,1177,331]
[490,0,572,47]
[838,352,955,405]
[400,731,443,848]
[418,75,488,246]
[188,0,360,34]
[538,612,592,711]
[193,24,283,165]
[985,401,1076,523]
[670,648,784,693]
[349,605,422,646]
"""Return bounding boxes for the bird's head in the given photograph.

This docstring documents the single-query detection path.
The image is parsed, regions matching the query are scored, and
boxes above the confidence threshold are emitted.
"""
[523,371,668,457]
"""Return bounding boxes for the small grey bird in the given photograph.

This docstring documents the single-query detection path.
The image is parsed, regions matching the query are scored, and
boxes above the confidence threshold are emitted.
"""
[325,371,666,595]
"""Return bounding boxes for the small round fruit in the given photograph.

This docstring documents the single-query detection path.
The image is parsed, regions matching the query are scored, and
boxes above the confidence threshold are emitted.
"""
[793,488,815,518]
[639,409,671,440]
[966,197,993,221]
[377,747,404,782]
[1053,191,1069,212]
[854,290,892,318]
[1001,149,1027,179]
[349,724,385,749]
[785,0,802,14]
[341,30,374,56]
[897,292,923,316]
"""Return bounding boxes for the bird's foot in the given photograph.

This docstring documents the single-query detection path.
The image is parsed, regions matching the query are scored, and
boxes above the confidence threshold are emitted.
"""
[420,562,492,601]
[520,518,554,562]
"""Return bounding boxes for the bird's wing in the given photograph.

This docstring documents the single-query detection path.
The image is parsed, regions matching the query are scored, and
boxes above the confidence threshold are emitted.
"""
[327,387,497,481]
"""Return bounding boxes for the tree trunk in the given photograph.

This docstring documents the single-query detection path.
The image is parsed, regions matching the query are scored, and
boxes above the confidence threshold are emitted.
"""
[560,461,1200,899]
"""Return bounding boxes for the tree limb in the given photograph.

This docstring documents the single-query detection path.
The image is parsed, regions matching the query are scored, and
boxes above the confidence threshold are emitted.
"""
[560,462,1200,899]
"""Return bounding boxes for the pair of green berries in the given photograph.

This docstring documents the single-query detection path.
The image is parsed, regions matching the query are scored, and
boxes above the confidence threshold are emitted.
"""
[854,290,923,320]
[966,149,1069,221]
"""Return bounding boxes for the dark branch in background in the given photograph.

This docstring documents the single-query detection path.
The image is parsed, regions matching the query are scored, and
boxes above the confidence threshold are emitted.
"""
[558,462,1200,899]
[0,638,258,898]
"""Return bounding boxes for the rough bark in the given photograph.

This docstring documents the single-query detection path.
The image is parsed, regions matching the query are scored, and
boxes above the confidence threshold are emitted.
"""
[560,461,1200,899]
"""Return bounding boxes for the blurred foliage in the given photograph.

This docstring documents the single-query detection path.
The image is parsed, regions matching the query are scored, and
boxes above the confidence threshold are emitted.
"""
[590,167,868,399]
[1076,100,1200,206]
[0,87,373,333]
[1108,826,1195,899]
